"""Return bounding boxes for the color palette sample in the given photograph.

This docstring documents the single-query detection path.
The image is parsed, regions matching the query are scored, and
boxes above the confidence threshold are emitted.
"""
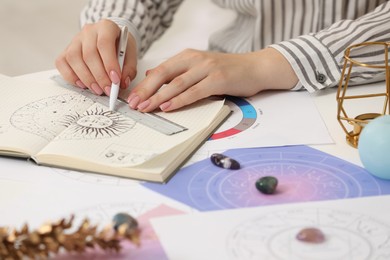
[209,96,257,140]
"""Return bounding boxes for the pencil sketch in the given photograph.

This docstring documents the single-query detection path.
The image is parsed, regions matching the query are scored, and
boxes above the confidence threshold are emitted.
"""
[10,93,93,141]
[100,144,157,165]
[226,208,390,260]
[57,104,136,140]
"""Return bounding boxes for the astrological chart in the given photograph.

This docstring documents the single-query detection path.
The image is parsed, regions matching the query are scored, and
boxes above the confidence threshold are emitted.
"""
[143,145,390,211]
[9,93,136,142]
[152,196,390,260]
[226,207,390,260]
[10,93,93,141]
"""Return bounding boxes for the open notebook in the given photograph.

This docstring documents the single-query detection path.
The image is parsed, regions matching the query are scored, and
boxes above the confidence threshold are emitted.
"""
[0,75,230,183]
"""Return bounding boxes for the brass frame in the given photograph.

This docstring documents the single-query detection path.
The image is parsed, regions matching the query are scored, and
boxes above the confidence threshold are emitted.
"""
[336,41,390,148]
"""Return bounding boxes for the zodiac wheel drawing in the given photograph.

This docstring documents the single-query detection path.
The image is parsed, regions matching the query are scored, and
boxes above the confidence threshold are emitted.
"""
[227,208,390,260]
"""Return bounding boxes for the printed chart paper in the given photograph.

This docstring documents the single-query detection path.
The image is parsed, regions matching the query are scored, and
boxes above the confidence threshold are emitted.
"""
[200,91,333,151]
[152,195,390,260]
[144,145,390,211]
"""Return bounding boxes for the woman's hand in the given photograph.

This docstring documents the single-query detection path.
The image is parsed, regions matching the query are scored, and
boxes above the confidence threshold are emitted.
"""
[55,19,138,96]
[127,47,298,112]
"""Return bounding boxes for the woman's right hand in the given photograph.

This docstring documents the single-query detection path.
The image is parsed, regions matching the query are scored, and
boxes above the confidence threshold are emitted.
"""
[55,19,138,96]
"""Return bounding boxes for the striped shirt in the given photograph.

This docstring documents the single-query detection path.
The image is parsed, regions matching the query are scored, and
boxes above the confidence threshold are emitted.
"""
[80,0,390,92]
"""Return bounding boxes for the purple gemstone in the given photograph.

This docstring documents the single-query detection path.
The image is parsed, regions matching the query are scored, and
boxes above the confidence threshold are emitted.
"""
[296,227,325,244]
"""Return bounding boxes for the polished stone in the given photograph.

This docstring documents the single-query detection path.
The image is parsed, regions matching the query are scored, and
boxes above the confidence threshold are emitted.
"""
[296,227,325,244]
[255,176,278,194]
[112,212,138,233]
[210,153,240,170]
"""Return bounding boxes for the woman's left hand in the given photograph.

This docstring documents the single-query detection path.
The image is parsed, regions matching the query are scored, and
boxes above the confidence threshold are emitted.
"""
[127,47,298,112]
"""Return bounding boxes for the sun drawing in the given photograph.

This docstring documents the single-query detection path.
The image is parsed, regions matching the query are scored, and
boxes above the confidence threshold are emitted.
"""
[59,106,136,139]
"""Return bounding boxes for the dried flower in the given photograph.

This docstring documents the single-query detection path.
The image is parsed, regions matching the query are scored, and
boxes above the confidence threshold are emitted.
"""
[0,214,140,260]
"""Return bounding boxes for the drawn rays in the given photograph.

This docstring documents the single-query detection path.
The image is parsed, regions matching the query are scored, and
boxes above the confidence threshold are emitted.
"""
[59,106,136,139]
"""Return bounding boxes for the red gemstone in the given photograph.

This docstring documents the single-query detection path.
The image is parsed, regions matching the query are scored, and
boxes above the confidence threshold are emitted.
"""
[296,227,325,244]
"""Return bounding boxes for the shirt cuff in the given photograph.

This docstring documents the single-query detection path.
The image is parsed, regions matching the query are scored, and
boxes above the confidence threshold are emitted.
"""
[270,35,342,93]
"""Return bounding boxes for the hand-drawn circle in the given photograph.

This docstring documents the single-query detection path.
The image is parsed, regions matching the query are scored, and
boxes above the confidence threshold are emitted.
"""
[77,115,114,129]
[10,93,93,141]
[56,105,136,140]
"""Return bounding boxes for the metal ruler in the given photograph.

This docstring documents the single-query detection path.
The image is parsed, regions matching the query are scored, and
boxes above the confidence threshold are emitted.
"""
[51,75,187,135]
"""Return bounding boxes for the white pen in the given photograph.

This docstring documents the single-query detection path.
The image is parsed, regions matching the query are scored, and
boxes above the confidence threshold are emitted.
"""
[109,26,128,111]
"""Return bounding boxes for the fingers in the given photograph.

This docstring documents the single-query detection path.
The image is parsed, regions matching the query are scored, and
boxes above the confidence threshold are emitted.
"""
[87,23,117,95]
[60,35,104,95]
[159,77,213,112]
[127,50,264,113]
[79,32,107,95]
[138,68,208,112]
[133,71,221,113]
[127,52,193,110]
[55,19,138,97]
[95,21,121,94]
[55,50,86,89]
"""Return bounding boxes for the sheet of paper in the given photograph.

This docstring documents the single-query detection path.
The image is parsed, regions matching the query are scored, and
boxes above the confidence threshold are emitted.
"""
[0,163,193,259]
[152,195,390,260]
[0,77,81,155]
[199,90,333,152]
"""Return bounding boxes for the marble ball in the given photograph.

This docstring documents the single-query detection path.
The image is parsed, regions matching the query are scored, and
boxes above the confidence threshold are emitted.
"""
[358,115,390,179]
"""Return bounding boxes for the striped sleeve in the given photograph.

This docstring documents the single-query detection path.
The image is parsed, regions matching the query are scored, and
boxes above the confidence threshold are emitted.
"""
[271,1,390,92]
[80,0,184,57]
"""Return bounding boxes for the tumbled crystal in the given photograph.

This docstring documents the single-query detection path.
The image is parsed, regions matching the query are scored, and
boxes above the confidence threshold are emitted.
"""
[112,213,138,234]
[255,176,278,194]
[210,153,240,170]
[296,227,325,244]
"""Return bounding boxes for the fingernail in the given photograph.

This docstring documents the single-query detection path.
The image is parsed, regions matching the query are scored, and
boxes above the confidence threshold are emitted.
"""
[128,95,140,109]
[104,86,111,96]
[125,76,131,88]
[159,101,172,111]
[91,83,103,95]
[127,93,136,103]
[137,100,151,111]
[110,70,120,84]
[75,80,86,89]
